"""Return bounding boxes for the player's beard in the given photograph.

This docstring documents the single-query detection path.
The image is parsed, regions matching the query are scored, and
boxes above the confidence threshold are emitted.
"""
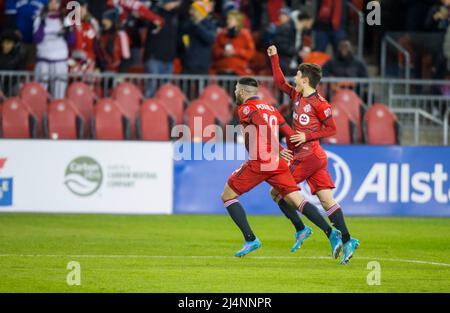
[236,94,244,106]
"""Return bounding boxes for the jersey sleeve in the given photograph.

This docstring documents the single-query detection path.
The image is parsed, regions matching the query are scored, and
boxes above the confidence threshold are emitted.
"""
[238,105,258,124]
[316,100,333,122]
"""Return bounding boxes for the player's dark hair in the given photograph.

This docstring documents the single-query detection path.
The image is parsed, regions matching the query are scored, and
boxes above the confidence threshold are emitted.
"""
[297,12,312,21]
[238,77,259,88]
[298,63,322,89]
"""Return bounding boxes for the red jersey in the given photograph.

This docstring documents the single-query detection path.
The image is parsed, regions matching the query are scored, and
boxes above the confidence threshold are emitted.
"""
[270,54,336,160]
[238,97,292,172]
[290,91,332,159]
[73,20,98,61]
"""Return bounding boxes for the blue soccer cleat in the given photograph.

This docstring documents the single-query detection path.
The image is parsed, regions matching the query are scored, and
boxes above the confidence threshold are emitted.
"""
[340,238,359,265]
[290,226,313,252]
[328,229,343,259]
[234,238,262,257]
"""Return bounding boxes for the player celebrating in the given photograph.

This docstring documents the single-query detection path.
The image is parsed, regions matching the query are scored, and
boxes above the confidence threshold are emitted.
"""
[221,77,342,258]
[267,45,359,264]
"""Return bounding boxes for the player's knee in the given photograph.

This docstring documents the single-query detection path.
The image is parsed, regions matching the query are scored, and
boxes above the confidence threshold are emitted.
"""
[270,188,280,201]
[319,198,336,210]
[221,185,235,202]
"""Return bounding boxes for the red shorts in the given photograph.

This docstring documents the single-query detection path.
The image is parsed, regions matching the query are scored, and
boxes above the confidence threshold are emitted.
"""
[227,161,300,197]
[289,154,335,195]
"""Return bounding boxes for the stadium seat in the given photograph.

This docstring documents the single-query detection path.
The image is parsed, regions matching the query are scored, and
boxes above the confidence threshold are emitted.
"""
[67,82,96,137]
[112,82,143,118]
[199,84,231,124]
[257,85,277,106]
[137,99,173,141]
[154,83,186,124]
[331,89,365,143]
[92,98,131,140]
[44,99,84,140]
[19,82,49,137]
[1,97,37,138]
[112,82,143,139]
[322,105,355,144]
[364,103,400,145]
[185,99,222,142]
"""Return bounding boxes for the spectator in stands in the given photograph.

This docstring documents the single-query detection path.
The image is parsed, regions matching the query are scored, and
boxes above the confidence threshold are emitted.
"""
[313,0,347,54]
[108,0,165,27]
[322,39,368,78]
[33,0,75,99]
[0,29,26,70]
[0,29,26,95]
[4,0,17,30]
[98,9,131,73]
[70,0,99,75]
[265,7,297,76]
[211,9,255,75]
[143,0,190,97]
[8,0,48,64]
[293,12,314,64]
[425,0,450,31]
[178,0,217,74]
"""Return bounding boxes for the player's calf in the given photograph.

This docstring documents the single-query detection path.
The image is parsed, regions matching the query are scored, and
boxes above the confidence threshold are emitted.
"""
[222,184,255,242]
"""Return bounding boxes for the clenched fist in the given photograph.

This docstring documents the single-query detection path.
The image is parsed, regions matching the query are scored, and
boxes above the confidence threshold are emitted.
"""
[267,45,278,56]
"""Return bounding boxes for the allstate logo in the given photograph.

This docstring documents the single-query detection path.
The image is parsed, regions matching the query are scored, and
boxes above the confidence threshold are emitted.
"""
[64,156,103,196]
[326,151,351,203]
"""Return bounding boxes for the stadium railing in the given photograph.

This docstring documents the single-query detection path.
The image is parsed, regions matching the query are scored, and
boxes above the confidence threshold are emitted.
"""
[1,71,449,145]
[444,107,450,146]
[346,1,365,60]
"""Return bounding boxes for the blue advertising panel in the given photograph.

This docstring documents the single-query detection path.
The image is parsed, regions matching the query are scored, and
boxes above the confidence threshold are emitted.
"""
[174,144,450,216]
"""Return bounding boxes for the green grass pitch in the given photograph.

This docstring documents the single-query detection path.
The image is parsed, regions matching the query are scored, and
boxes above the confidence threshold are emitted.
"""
[0,214,449,292]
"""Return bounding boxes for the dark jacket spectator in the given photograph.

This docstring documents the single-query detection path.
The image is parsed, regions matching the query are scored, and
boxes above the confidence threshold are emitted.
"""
[143,0,190,97]
[266,7,297,76]
[322,40,368,77]
[211,10,255,75]
[178,0,217,74]
[0,29,26,71]
[98,9,131,73]
[0,29,27,95]
[143,0,190,65]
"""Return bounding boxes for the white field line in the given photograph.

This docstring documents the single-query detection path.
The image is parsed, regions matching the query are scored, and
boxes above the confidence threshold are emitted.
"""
[0,254,449,267]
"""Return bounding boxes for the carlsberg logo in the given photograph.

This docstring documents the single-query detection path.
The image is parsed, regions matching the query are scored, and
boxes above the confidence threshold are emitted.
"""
[64,157,103,196]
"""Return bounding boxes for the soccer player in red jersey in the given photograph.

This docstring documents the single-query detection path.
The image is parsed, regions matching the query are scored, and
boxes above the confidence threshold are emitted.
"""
[268,45,359,264]
[221,77,342,258]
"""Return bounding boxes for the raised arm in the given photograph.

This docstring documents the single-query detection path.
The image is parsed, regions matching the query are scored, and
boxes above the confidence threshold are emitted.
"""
[267,45,297,99]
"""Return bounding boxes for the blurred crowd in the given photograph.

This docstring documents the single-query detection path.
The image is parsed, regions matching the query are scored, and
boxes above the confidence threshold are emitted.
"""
[0,0,449,98]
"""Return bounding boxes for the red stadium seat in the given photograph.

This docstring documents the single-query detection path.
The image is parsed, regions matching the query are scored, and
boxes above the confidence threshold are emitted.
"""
[93,98,130,140]
[112,82,142,118]
[257,85,277,106]
[185,99,222,142]
[112,82,143,139]
[322,104,355,144]
[137,99,172,140]
[19,82,49,137]
[154,83,186,124]
[331,89,365,143]
[44,99,84,140]
[199,84,231,124]
[1,97,37,138]
[364,103,399,145]
[67,82,96,137]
